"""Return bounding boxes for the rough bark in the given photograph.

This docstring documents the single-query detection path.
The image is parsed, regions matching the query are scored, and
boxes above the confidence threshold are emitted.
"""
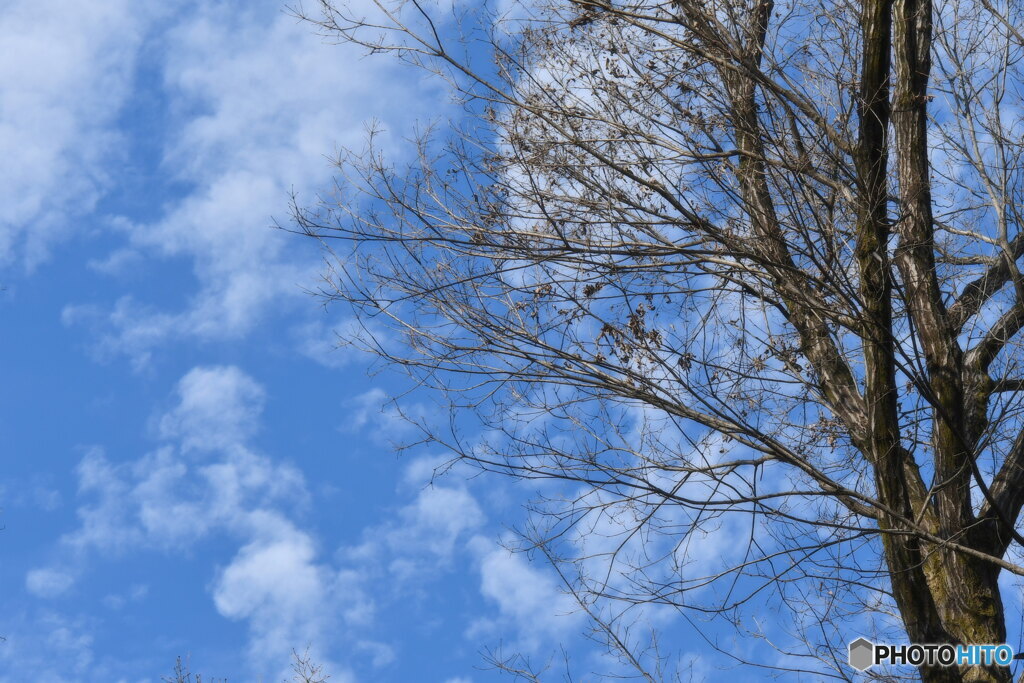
[881,0,1008,677]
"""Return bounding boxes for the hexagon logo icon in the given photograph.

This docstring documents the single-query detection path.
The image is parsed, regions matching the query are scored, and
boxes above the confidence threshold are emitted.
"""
[849,637,875,671]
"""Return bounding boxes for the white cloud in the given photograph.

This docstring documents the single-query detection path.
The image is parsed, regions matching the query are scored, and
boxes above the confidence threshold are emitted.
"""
[293,316,386,370]
[200,459,482,678]
[384,485,485,583]
[102,583,148,610]
[61,368,306,559]
[157,365,266,452]
[400,453,467,487]
[214,518,324,623]
[71,0,446,364]
[0,611,95,682]
[30,366,492,680]
[212,515,338,676]
[26,365,346,679]
[70,447,145,555]
[344,475,485,587]
[25,568,75,599]
[340,387,432,445]
[0,479,63,511]
[468,537,582,651]
[355,640,397,668]
[341,388,391,433]
[391,486,485,561]
[35,368,294,556]
[0,0,154,269]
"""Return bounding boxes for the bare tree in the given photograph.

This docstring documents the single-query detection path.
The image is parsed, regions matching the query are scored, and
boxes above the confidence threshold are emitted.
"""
[163,655,223,683]
[162,649,328,683]
[291,0,1024,680]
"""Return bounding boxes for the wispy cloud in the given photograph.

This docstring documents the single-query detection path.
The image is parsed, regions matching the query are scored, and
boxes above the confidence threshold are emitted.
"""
[0,0,153,269]
[26,365,327,677]
[466,536,584,653]
[157,365,266,452]
[0,610,96,682]
[25,568,76,600]
[23,365,492,679]
[65,0,446,367]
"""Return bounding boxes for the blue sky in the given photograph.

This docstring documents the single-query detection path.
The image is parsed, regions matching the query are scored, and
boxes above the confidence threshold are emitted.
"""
[0,1,618,680]
[7,1,982,681]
